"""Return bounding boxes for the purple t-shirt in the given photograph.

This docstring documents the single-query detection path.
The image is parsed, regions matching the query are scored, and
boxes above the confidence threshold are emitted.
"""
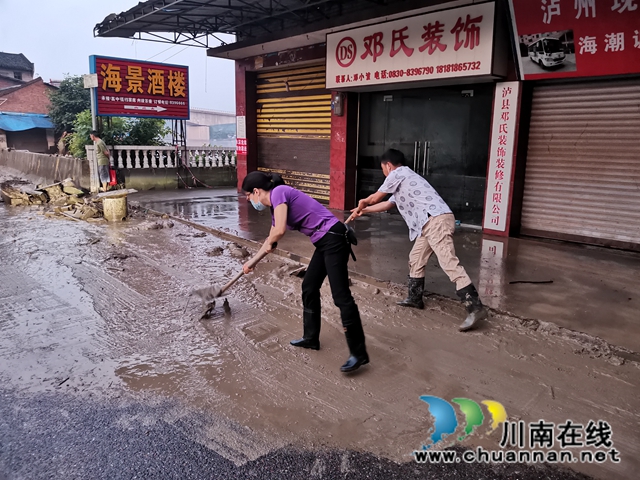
[269,185,339,243]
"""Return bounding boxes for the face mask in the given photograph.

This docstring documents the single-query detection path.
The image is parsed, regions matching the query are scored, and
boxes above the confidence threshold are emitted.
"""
[250,198,267,211]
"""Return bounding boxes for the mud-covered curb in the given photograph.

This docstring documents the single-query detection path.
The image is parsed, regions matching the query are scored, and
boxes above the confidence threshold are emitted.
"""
[132,203,640,369]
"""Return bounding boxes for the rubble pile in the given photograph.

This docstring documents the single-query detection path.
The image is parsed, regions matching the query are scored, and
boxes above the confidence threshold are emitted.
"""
[0,178,104,221]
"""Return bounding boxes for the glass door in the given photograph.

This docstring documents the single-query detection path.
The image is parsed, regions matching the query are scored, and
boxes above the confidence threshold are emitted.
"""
[357,84,493,225]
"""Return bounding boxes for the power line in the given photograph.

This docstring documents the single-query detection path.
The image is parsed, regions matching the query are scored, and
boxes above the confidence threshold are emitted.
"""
[146,44,178,61]
[160,46,190,62]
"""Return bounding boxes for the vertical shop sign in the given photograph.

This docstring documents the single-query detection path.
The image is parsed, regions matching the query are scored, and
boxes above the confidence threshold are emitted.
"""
[236,116,247,155]
[483,82,520,234]
[477,238,506,310]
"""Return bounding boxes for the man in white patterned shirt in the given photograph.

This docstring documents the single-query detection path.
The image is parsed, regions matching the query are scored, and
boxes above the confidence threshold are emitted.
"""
[353,149,487,331]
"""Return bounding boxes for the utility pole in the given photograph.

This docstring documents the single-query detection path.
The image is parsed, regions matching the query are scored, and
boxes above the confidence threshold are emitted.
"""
[83,73,99,192]
[83,74,98,130]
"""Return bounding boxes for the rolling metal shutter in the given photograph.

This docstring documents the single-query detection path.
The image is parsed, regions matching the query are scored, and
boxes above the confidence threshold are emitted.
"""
[521,78,640,250]
[256,64,331,203]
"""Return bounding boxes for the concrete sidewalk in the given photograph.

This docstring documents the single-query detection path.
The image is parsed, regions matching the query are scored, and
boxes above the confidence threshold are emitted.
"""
[131,187,640,354]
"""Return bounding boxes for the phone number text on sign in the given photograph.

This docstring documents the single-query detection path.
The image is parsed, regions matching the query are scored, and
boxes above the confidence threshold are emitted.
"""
[335,61,483,85]
[326,2,494,88]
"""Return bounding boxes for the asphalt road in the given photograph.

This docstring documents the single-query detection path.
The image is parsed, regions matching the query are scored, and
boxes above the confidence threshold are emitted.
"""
[0,389,589,480]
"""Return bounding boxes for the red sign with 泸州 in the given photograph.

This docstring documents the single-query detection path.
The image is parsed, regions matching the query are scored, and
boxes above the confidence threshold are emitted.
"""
[90,55,189,119]
[509,0,640,80]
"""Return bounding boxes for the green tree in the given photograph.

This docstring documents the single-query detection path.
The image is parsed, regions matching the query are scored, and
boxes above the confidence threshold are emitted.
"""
[124,117,170,146]
[68,109,169,158]
[48,76,90,135]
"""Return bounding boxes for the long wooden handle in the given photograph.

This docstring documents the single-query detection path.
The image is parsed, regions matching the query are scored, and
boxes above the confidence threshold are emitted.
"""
[219,243,277,295]
[345,212,358,224]
[219,269,245,295]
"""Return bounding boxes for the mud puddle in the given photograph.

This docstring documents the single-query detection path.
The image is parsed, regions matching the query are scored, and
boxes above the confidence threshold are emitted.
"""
[1,203,639,479]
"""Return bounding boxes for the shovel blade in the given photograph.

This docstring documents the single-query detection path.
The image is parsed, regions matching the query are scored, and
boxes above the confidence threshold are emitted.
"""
[191,285,222,302]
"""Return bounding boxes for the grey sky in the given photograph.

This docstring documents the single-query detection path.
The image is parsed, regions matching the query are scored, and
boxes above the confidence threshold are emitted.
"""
[0,0,236,112]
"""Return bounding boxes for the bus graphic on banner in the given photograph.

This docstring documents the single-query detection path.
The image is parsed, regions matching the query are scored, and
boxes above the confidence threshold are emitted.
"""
[90,55,190,120]
[527,36,566,68]
[509,0,640,80]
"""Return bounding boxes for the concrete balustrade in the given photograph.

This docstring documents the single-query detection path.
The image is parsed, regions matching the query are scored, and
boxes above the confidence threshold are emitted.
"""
[87,145,236,170]
[85,145,237,192]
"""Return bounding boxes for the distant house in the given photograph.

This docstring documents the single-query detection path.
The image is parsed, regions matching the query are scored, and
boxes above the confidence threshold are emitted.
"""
[187,108,236,148]
[0,77,57,153]
[0,52,34,83]
[0,75,26,89]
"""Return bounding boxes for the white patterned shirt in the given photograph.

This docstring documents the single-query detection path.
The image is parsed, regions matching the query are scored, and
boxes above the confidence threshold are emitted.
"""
[378,166,452,241]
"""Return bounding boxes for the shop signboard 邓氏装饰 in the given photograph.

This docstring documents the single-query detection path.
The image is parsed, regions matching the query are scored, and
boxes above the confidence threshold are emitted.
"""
[90,55,189,120]
[509,0,640,80]
[326,2,495,89]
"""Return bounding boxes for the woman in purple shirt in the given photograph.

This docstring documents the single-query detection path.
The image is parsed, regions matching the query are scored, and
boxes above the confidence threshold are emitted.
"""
[241,171,369,373]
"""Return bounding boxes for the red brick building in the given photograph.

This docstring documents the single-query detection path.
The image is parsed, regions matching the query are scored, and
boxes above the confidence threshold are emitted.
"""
[0,78,57,152]
[0,78,57,114]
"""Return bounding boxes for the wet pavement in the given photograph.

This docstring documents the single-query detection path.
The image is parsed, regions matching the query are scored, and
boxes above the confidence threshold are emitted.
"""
[131,188,640,354]
[2,174,640,480]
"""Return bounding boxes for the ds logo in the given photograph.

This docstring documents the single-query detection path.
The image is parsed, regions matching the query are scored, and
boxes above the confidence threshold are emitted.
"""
[336,37,357,68]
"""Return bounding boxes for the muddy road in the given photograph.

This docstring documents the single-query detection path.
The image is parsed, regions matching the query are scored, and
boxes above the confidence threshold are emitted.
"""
[1,189,638,479]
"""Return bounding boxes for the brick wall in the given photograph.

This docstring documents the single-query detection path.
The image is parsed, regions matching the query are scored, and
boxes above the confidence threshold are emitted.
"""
[0,78,55,114]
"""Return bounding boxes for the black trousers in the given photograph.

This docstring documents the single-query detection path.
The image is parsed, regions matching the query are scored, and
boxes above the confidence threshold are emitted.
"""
[301,222,365,344]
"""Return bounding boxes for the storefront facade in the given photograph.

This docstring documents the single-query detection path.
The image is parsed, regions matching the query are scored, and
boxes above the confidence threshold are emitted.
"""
[94,0,640,250]
[508,0,640,250]
[211,0,640,249]
[221,1,512,225]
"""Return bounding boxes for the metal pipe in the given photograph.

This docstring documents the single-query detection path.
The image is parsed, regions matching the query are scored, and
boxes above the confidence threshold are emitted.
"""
[423,141,428,176]
[90,87,97,131]
[424,142,431,177]
[413,141,418,172]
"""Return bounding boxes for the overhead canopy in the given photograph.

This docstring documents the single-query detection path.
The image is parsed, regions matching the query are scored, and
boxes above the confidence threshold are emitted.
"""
[94,0,445,50]
[0,112,54,132]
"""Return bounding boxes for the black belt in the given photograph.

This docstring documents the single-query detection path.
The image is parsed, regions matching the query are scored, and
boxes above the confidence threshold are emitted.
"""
[324,222,357,261]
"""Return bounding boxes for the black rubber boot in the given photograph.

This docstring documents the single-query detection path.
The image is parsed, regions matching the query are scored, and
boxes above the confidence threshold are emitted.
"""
[456,284,488,332]
[397,276,425,309]
[290,308,320,350]
[340,324,369,373]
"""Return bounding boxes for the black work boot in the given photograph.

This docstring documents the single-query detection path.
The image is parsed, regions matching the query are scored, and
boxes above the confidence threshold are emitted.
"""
[397,276,425,309]
[290,308,320,350]
[340,324,369,373]
[456,284,488,332]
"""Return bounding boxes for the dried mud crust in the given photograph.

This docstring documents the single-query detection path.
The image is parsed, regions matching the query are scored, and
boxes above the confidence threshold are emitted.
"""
[1,204,637,480]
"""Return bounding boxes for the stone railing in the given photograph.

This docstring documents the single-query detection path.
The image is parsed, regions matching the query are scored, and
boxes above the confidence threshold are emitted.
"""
[87,145,236,169]
[85,145,236,192]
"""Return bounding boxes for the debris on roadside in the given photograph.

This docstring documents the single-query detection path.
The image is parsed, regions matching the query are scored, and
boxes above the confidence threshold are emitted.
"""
[227,243,250,258]
[134,219,175,230]
[1,178,105,221]
[62,179,85,196]
[0,185,36,206]
[104,252,137,262]
[206,246,225,256]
